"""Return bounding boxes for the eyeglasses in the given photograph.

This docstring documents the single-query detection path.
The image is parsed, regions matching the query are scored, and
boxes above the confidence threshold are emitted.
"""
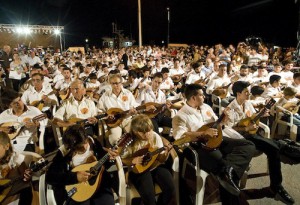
[111,82,121,85]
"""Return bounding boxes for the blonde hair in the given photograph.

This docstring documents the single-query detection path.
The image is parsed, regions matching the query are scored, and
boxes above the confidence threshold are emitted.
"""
[0,132,13,164]
[130,114,154,133]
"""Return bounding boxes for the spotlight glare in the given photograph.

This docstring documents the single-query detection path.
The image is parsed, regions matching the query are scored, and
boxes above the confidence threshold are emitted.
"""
[54,29,60,35]
[16,27,22,33]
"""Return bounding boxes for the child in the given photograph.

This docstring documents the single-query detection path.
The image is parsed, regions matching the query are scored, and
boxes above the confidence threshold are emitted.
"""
[121,114,176,205]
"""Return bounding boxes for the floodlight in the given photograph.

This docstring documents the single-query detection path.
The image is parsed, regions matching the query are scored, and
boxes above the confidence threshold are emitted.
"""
[54,29,61,35]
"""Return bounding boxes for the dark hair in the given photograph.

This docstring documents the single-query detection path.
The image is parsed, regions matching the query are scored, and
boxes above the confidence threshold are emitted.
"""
[192,62,201,69]
[184,84,203,100]
[128,70,137,78]
[0,89,21,109]
[63,67,72,72]
[251,86,264,96]
[232,81,250,96]
[31,72,44,80]
[240,64,248,70]
[32,64,42,70]
[62,125,88,151]
[89,72,97,80]
[161,67,169,74]
[293,72,300,79]
[152,72,163,79]
[269,74,281,84]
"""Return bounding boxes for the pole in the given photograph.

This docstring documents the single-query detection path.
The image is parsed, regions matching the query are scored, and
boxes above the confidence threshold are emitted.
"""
[167,7,170,47]
[59,33,63,53]
[138,0,142,48]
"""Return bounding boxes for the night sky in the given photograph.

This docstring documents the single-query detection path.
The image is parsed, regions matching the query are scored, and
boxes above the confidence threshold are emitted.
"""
[0,0,298,47]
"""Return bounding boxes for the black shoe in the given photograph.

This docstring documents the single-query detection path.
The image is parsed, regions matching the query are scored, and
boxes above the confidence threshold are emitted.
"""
[271,185,295,205]
[217,166,240,196]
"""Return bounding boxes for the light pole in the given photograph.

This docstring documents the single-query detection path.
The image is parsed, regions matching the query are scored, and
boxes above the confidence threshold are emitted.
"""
[138,0,142,48]
[167,7,170,47]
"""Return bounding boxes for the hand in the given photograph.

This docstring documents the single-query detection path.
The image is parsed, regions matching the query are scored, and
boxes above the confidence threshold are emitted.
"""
[166,101,172,108]
[77,171,90,183]
[23,169,32,182]
[202,128,218,138]
[87,117,98,125]
[145,105,156,112]
[132,156,144,165]
[129,108,137,115]
[24,120,39,128]
[103,147,119,160]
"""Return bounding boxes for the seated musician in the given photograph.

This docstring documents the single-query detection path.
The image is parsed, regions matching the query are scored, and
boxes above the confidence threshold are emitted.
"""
[206,63,234,107]
[0,131,33,205]
[249,85,266,109]
[136,72,173,134]
[121,114,176,205]
[0,89,47,152]
[53,80,98,136]
[97,73,139,145]
[85,73,101,99]
[46,125,118,205]
[185,62,206,85]
[172,84,255,204]
[224,81,294,204]
[21,73,58,112]
[272,87,300,142]
[79,64,93,79]
[54,66,73,93]
[262,74,283,99]
[160,68,175,97]
[289,72,300,97]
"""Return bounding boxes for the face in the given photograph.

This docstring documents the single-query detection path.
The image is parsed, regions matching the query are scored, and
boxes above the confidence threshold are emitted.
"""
[110,76,122,94]
[162,72,169,79]
[274,65,282,72]
[294,77,300,85]
[74,140,89,154]
[70,82,86,100]
[134,130,152,141]
[218,67,227,77]
[240,68,249,77]
[152,77,163,91]
[284,63,293,71]
[237,88,250,102]
[191,89,205,107]
[32,75,44,90]
[10,97,25,112]
[63,70,71,79]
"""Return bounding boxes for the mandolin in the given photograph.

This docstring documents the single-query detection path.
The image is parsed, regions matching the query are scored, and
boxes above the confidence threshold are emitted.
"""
[131,134,206,174]
[30,90,57,111]
[0,159,49,203]
[65,133,133,202]
[211,82,232,99]
[238,98,276,134]
[0,114,47,140]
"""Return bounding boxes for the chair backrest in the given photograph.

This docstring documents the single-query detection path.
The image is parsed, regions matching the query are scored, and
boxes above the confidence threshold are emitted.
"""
[211,94,222,117]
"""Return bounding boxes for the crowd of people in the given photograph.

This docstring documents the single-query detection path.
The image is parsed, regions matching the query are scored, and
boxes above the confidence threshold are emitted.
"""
[0,42,298,205]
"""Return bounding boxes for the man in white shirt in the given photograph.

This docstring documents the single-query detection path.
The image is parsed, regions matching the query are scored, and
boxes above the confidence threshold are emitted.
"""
[0,89,47,152]
[97,74,139,145]
[26,50,42,67]
[224,81,294,205]
[172,84,255,202]
[53,80,98,136]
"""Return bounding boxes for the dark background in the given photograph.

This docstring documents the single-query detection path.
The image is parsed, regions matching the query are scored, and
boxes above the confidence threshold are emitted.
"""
[0,0,298,48]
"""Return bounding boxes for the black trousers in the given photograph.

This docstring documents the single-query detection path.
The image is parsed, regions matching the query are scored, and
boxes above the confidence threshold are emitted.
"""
[151,112,172,134]
[129,166,176,205]
[192,136,256,178]
[244,133,282,188]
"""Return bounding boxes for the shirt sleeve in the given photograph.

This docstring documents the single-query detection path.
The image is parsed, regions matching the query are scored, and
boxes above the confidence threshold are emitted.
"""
[172,115,189,140]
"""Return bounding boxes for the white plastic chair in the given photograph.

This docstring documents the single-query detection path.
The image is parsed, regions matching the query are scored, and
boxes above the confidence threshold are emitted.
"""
[181,145,209,205]
[271,105,297,141]
[211,94,223,117]
[39,173,57,205]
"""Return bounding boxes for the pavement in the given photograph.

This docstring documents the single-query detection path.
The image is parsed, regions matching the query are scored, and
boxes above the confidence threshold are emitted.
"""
[203,154,300,205]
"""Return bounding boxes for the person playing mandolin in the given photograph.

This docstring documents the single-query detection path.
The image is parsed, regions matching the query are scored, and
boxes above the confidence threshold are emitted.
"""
[0,131,33,205]
[225,81,295,204]
[271,87,300,142]
[172,84,256,204]
[53,79,99,136]
[21,73,58,112]
[121,114,176,205]
[46,125,119,205]
[0,89,47,152]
